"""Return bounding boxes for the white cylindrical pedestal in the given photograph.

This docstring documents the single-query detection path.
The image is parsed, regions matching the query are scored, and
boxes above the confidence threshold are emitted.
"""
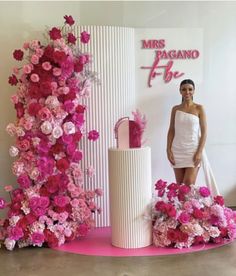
[108,147,152,248]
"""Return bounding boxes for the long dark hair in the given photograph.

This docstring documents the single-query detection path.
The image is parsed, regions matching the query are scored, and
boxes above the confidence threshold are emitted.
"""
[180,79,195,103]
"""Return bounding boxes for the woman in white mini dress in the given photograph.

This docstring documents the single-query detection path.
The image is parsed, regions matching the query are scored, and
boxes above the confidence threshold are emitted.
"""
[167,79,207,186]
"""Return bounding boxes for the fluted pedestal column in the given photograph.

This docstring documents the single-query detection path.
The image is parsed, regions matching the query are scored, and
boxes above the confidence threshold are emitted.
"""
[108,147,152,248]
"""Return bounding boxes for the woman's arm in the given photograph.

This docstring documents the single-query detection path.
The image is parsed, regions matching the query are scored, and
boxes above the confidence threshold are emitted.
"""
[194,105,207,166]
[167,107,176,165]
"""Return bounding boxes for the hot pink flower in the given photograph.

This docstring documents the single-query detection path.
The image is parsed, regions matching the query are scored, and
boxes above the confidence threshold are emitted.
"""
[13,49,24,61]
[17,174,31,189]
[155,179,167,190]
[199,186,211,197]
[31,54,39,65]
[54,195,69,207]
[49,27,62,40]
[214,195,224,206]
[64,15,75,26]
[67,33,76,44]
[88,130,99,141]
[77,223,89,236]
[56,158,70,172]
[178,212,190,224]
[8,74,18,86]
[31,232,45,246]
[9,226,24,240]
[80,31,90,44]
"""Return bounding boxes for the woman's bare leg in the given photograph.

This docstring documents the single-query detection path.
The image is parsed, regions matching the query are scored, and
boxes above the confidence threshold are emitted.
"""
[173,168,185,184]
[183,167,200,185]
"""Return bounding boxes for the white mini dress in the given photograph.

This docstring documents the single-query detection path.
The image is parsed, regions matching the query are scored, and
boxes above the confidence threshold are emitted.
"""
[171,110,200,168]
[170,109,220,196]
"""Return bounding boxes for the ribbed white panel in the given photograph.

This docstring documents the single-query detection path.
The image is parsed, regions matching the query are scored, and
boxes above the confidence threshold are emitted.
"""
[108,147,152,248]
[73,26,135,226]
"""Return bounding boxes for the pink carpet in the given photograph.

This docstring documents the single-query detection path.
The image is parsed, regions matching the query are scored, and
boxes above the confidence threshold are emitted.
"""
[53,227,234,257]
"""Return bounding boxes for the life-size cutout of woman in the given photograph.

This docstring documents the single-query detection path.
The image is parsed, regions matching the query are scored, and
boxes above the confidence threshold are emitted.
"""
[167,79,207,186]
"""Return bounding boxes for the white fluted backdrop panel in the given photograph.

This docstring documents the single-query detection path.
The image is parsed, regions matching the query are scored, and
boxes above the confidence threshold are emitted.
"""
[73,26,135,226]
[108,147,152,248]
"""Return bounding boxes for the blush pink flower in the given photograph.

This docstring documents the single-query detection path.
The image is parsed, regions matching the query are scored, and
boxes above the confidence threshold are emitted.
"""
[0,197,6,209]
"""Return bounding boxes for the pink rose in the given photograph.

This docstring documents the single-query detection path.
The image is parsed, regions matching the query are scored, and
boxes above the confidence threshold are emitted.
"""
[23,64,33,74]
[30,73,40,82]
[35,48,44,57]
[199,186,211,197]
[17,139,30,151]
[38,107,52,121]
[42,61,52,71]
[9,226,24,240]
[54,195,69,207]
[53,67,62,76]
[178,212,190,224]
[31,54,39,65]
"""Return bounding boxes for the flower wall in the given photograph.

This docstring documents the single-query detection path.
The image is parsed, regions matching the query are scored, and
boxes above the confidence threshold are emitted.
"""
[0,15,102,250]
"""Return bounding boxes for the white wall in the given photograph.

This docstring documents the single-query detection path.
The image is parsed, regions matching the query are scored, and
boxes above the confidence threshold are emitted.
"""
[0,1,236,207]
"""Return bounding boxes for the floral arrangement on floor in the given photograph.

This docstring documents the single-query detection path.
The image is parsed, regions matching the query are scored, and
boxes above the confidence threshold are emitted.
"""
[152,179,236,249]
[0,15,103,250]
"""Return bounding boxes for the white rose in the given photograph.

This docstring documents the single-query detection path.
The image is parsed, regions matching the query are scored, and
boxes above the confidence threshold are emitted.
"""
[9,146,19,157]
[52,126,63,139]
